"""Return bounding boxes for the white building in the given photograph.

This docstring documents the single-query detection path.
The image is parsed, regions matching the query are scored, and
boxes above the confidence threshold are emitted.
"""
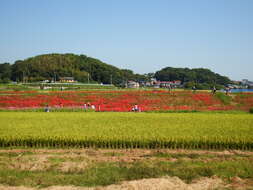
[127,81,140,88]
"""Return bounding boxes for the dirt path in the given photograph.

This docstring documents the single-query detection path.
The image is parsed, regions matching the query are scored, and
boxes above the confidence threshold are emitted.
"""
[0,176,251,190]
[0,149,252,189]
[0,176,224,190]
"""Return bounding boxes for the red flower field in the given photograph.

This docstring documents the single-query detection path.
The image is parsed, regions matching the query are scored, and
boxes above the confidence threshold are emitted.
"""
[0,90,252,111]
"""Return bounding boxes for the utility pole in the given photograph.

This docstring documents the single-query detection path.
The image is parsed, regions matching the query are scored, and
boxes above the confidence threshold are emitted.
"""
[54,72,56,83]
[87,73,90,84]
[23,71,25,83]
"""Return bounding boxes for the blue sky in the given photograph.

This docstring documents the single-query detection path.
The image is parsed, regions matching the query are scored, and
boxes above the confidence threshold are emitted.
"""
[0,0,252,80]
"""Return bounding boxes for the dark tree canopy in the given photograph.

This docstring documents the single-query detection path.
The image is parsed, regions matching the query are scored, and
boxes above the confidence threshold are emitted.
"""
[155,67,231,86]
[10,53,138,85]
[0,53,232,88]
[0,63,12,83]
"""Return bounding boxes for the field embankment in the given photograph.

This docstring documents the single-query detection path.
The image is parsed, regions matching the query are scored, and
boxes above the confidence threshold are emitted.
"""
[0,149,253,189]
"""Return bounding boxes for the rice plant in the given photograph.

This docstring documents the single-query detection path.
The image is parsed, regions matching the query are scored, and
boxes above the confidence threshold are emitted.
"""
[0,112,252,150]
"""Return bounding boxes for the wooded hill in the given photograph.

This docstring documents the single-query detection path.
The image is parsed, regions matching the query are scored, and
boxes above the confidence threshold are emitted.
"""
[0,53,231,87]
[155,67,231,89]
[2,53,145,85]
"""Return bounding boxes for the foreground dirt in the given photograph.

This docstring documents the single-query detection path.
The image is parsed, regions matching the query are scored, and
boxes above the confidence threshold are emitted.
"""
[0,176,252,190]
[1,148,253,172]
[1,148,252,163]
[0,176,224,190]
[0,149,253,190]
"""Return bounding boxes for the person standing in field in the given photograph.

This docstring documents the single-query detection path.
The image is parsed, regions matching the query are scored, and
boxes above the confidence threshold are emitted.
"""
[134,104,139,112]
[192,86,196,93]
[225,87,230,95]
[212,86,216,94]
[45,105,50,112]
[168,84,172,92]
[91,105,96,110]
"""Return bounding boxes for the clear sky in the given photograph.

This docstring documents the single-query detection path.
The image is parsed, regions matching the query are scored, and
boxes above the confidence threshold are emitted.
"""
[0,0,252,81]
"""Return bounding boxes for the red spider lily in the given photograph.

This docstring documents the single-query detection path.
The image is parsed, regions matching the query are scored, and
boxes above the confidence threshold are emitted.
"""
[0,90,252,111]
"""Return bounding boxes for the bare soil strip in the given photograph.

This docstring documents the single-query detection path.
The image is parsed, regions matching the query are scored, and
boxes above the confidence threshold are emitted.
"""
[0,149,252,190]
[0,176,251,190]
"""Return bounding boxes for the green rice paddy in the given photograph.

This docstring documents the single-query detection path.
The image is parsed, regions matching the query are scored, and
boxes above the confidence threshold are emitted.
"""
[0,112,252,150]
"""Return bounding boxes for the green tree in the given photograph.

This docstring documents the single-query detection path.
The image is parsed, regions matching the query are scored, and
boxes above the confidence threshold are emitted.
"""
[155,67,231,89]
[0,63,12,83]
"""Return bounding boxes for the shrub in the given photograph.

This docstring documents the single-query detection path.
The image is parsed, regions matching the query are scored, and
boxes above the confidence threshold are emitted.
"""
[250,108,253,114]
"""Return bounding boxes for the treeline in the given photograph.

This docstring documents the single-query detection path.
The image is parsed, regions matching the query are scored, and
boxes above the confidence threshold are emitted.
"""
[1,53,146,85]
[155,67,231,89]
[0,53,231,87]
[0,63,12,83]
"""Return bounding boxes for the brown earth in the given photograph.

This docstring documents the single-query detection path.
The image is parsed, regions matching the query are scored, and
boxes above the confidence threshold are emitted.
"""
[0,149,253,190]
[1,148,253,173]
[1,176,252,190]
[1,149,252,163]
[0,176,224,190]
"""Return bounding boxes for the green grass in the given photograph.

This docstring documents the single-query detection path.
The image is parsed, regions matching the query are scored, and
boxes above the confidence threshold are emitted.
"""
[215,92,232,105]
[0,108,248,114]
[0,112,252,149]
[0,159,252,187]
[0,149,252,188]
[0,108,96,112]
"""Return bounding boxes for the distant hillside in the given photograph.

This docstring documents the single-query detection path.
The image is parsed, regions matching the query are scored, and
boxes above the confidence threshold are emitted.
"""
[0,53,231,88]
[10,53,139,85]
[155,67,231,89]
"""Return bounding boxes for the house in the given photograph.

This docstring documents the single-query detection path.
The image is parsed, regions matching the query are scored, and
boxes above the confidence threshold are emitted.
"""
[152,80,182,88]
[42,80,50,83]
[127,81,140,88]
[242,79,249,85]
[59,77,76,83]
[159,81,172,88]
[144,81,152,86]
[153,83,160,88]
[242,79,253,87]
[173,80,181,86]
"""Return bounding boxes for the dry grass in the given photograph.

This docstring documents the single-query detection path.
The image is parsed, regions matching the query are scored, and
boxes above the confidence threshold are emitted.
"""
[1,149,253,172]
[0,176,249,190]
[0,149,253,189]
